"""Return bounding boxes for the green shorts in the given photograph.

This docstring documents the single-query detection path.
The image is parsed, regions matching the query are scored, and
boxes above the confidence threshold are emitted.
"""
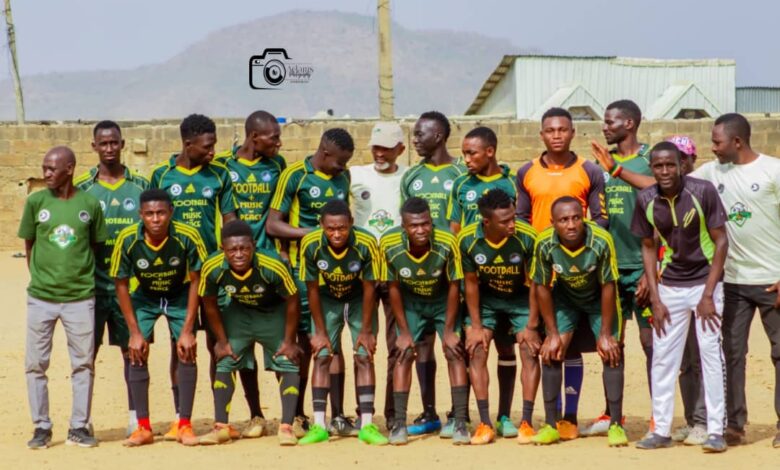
[463,301,530,345]
[397,299,462,343]
[552,294,620,341]
[217,300,299,374]
[133,292,189,341]
[293,267,311,335]
[618,268,652,329]
[312,295,377,357]
[95,294,129,348]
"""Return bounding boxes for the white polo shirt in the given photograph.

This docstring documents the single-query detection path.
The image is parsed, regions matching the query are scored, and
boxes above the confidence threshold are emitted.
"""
[350,163,408,240]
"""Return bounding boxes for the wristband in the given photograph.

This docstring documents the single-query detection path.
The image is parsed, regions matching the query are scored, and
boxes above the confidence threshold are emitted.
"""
[610,164,623,178]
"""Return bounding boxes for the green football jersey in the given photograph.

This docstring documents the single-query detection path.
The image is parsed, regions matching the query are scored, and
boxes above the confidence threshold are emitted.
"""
[74,166,149,296]
[199,249,297,311]
[380,226,462,303]
[530,222,619,305]
[214,147,286,250]
[299,226,379,301]
[604,144,651,269]
[400,160,466,229]
[458,219,537,311]
[18,189,107,303]
[149,156,238,255]
[110,220,207,298]
[447,166,517,227]
[269,156,351,266]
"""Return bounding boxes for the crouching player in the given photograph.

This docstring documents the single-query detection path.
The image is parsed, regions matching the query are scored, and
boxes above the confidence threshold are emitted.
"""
[531,196,627,447]
[198,220,303,446]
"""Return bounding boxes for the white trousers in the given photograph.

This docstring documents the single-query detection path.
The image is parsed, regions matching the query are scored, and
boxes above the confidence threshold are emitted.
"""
[651,283,726,437]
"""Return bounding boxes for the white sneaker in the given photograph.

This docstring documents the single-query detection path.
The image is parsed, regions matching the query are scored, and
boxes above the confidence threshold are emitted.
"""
[579,415,611,437]
[671,425,691,442]
[683,425,707,445]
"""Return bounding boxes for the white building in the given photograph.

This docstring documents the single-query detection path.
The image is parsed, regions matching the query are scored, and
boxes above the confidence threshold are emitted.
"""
[465,55,736,120]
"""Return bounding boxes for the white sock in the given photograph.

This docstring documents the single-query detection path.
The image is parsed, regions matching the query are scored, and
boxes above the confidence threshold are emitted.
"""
[128,410,137,425]
[314,411,326,427]
[361,413,373,429]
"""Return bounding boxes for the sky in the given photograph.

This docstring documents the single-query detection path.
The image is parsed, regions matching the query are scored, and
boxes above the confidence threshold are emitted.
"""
[1,0,778,86]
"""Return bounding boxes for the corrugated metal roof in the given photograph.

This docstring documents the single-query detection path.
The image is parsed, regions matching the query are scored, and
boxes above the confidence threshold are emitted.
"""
[737,87,780,113]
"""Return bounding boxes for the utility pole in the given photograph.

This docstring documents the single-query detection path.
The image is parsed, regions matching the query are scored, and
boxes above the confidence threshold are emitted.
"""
[4,0,24,124]
[377,0,394,120]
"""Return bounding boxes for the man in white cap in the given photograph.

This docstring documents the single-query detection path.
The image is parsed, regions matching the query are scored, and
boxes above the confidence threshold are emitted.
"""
[349,121,408,424]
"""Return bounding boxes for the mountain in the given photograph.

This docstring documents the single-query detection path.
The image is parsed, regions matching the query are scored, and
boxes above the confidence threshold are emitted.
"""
[0,10,527,121]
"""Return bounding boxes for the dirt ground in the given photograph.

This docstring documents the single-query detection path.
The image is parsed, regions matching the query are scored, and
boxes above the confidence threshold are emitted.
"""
[1,252,778,469]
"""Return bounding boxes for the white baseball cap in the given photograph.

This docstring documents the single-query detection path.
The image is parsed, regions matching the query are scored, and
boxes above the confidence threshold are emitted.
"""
[369,122,404,148]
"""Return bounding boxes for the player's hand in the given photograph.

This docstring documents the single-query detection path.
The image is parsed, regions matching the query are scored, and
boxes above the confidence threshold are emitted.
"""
[279,251,290,264]
[522,327,542,357]
[465,326,489,358]
[274,340,303,365]
[635,275,650,308]
[650,299,672,337]
[696,294,721,333]
[128,332,149,366]
[355,331,377,361]
[597,334,621,368]
[177,331,198,363]
[309,332,332,357]
[214,340,237,362]
[591,140,616,172]
[395,332,415,364]
[443,330,464,360]
[766,281,780,309]
[540,333,562,365]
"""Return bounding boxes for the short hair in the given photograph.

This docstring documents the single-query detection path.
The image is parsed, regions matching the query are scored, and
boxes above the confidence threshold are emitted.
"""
[180,113,216,140]
[541,107,572,125]
[321,128,355,152]
[478,188,514,219]
[139,188,172,207]
[465,126,498,150]
[714,113,751,143]
[221,220,254,241]
[320,199,351,219]
[93,120,121,137]
[419,110,451,140]
[400,197,430,216]
[551,195,581,215]
[649,141,682,162]
[245,110,277,134]
[606,100,642,128]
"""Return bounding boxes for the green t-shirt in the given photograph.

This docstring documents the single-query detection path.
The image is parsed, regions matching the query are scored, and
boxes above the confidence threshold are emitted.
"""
[199,249,297,311]
[74,166,149,296]
[214,147,287,250]
[300,226,379,301]
[530,222,618,305]
[149,156,238,255]
[380,226,462,303]
[110,221,206,299]
[447,166,517,226]
[604,144,651,269]
[18,188,107,302]
[400,159,466,229]
[458,220,537,311]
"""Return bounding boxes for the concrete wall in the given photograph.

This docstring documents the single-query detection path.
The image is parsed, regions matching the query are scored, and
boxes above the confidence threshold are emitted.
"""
[3,117,780,249]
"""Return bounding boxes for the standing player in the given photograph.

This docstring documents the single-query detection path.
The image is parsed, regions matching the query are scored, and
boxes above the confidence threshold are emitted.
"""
[266,128,354,436]
[530,197,627,447]
[20,146,107,449]
[198,220,302,446]
[458,189,538,444]
[695,113,780,448]
[400,111,466,436]
[349,121,408,424]
[297,200,387,446]
[632,142,729,453]
[381,197,470,445]
[516,107,608,439]
[113,189,207,447]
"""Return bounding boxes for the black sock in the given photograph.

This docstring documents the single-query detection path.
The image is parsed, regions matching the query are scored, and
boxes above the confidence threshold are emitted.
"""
[477,399,491,425]
[129,364,150,419]
[177,361,197,420]
[542,362,563,427]
[451,385,469,421]
[172,384,180,415]
[394,391,410,424]
[497,355,517,419]
[330,371,345,417]
[279,372,300,425]
[123,356,134,410]
[416,360,437,416]
[643,344,653,396]
[239,364,263,418]
[313,387,328,416]
[357,385,375,416]
[214,371,235,423]
[603,360,625,425]
[522,400,534,424]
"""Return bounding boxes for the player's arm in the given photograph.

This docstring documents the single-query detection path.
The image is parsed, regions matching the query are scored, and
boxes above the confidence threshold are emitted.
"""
[357,279,378,359]
[442,280,464,360]
[177,270,200,363]
[523,282,542,355]
[463,271,487,356]
[591,140,654,190]
[584,160,609,228]
[515,165,532,223]
[698,224,728,332]
[598,280,620,367]
[24,239,34,270]
[307,280,331,356]
[446,181,462,234]
[115,277,147,365]
[388,280,414,360]
[273,291,303,364]
[265,208,310,240]
[222,211,238,223]
[202,294,237,362]
[640,236,667,336]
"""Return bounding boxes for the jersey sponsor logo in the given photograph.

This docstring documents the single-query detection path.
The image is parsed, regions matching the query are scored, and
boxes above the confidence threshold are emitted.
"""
[368,209,393,233]
[474,253,487,265]
[728,202,752,227]
[38,209,51,222]
[202,186,214,198]
[153,257,164,266]
[411,179,423,191]
[123,198,136,211]
[99,200,107,212]
[136,258,149,269]
[261,171,272,182]
[49,224,76,249]
[552,263,563,273]
[230,171,239,182]
[360,190,370,200]
[494,254,504,264]
[253,284,265,293]
[751,183,760,192]
[466,190,477,202]
[78,210,91,223]
[416,268,426,276]
[348,260,361,272]
[225,285,237,294]
[169,257,181,267]
[399,267,412,278]
[443,180,454,191]
[317,259,329,270]
[310,186,321,198]
[509,253,521,264]
[431,268,442,277]
[171,184,183,196]
[682,208,696,228]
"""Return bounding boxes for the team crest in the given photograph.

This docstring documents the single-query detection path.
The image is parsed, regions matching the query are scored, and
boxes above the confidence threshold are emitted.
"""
[171,184,183,196]
[136,258,149,269]
[552,264,563,273]
[348,261,361,272]
[399,267,412,278]
[317,260,329,270]
[230,171,239,182]
[224,285,237,294]
[38,209,51,223]
[474,253,487,265]
[261,171,272,182]
[466,190,477,202]
[443,180,454,191]
[202,186,214,198]
[728,202,752,227]
[309,186,321,198]
[123,198,136,211]
[48,224,76,249]
[411,179,423,191]
[368,210,393,233]
[99,200,107,212]
[603,171,611,183]
[337,190,345,200]
[509,253,521,264]
[169,257,181,267]
[78,210,91,223]
[253,284,265,294]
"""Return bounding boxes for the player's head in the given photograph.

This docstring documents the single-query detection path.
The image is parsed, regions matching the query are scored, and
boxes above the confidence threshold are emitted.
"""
[245,110,281,159]
[180,113,217,165]
[221,220,255,274]
[551,196,585,245]
[666,135,698,175]
[92,120,124,167]
[401,197,433,248]
[712,113,751,164]
[139,189,173,239]
[42,146,76,191]
[369,122,405,172]
[413,111,450,158]
[603,100,642,145]
[649,141,683,193]
[317,128,354,176]
[540,107,575,154]
[478,188,516,239]
[462,126,497,175]
[320,199,353,250]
